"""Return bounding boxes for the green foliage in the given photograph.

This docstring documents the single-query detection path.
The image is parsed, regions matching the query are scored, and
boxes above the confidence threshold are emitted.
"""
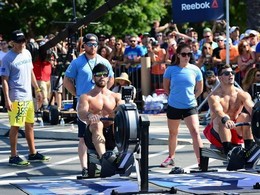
[0,0,250,40]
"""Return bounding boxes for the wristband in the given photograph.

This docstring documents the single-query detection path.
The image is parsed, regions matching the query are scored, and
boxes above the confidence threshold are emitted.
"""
[36,88,42,93]
[221,116,230,124]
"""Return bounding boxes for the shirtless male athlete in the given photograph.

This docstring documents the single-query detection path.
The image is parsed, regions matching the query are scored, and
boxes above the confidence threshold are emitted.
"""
[77,63,123,160]
[204,64,260,170]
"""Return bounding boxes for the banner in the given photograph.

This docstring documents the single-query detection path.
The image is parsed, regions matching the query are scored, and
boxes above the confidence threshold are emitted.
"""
[172,0,225,24]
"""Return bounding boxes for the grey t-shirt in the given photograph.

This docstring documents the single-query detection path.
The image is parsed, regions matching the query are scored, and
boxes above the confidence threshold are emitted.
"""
[1,49,33,101]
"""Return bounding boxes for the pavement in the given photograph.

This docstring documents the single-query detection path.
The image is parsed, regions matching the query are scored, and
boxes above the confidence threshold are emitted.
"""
[0,111,210,145]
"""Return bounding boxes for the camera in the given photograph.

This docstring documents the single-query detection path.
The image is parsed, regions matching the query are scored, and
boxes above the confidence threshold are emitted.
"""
[252,83,260,102]
[121,86,134,103]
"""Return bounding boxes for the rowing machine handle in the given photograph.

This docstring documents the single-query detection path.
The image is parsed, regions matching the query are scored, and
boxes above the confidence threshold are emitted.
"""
[235,122,251,127]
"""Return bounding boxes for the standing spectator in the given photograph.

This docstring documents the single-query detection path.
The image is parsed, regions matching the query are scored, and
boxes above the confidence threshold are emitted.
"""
[242,67,260,99]
[108,35,116,51]
[212,35,225,68]
[124,35,145,90]
[149,41,166,91]
[237,40,255,81]
[197,43,215,75]
[0,39,10,111]
[98,46,110,60]
[199,28,218,50]
[162,43,204,168]
[229,26,240,46]
[191,40,201,64]
[219,38,239,64]
[149,20,170,39]
[109,39,125,77]
[246,30,259,51]
[33,38,52,110]
[98,34,112,54]
[112,72,136,100]
[165,39,177,65]
[1,30,50,166]
[63,33,114,177]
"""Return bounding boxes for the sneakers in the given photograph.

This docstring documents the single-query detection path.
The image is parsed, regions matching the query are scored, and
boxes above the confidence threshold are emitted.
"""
[28,152,50,162]
[82,167,88,177]
[161,156,175,167]
[9,156,30,166]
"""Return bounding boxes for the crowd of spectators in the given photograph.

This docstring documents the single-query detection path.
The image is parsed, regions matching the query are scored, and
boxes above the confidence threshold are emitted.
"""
[1,20,260,111]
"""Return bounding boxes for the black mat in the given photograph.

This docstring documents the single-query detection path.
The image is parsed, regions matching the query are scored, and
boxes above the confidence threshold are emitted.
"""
[149,171,260,194]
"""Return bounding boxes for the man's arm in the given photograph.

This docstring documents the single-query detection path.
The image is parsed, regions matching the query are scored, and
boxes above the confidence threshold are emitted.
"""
[63,76,76,96]
[240,90,254,116]
[31,70,43,104]
[77,94,89,123]
[208,95,227,119]
[163,78,170,95]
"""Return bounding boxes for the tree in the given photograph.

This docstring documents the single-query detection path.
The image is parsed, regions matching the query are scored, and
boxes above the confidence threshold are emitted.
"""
[0,0,168,40]
[246,0,260,31]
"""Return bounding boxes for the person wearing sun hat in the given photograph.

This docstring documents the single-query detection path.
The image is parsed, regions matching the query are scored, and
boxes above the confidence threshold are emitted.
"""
[112,72,136,100]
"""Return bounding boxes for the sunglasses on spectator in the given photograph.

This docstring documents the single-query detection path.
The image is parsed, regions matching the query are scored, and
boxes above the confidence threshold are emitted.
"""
[221,70,236,76]
[180,52,192,57]
[94,72,108,77]
[218,39,224,42]
[256,74,260,77]
[243,44,248,48]
[116,43,121,46]
[86,42,98,47]
[203,47,211,49]
[130,40,136,43]
[204,35,211,38]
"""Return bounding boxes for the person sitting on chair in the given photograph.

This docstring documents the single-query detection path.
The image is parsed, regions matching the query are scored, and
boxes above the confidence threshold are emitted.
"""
[204,64,260,169]
[77,63,124,167]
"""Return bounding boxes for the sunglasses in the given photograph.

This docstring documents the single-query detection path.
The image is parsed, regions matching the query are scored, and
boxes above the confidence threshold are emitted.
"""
[116,43,121,46]
[130,40,136,43]
[180,52,192,57]
[94,72,108,77]
[243,44,248,48]
[204,35,211,38]
[256,74,260,77]
[86,42,98,47]
[217,39,224,42]
[221,70,236,76]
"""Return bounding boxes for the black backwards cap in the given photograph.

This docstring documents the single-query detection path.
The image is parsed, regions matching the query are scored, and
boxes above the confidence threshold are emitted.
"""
[92,63,109,75]
[83,33,98,44]
[11,30,26,43]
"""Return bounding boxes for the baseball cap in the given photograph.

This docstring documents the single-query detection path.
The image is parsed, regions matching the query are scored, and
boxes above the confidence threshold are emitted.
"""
[11,30,26,43]
[203,27,212,33]
[83,33,98,44]
[229,26,239,34]
[185,27,195,34]
[92,63,109,75]
[206,70,215,77]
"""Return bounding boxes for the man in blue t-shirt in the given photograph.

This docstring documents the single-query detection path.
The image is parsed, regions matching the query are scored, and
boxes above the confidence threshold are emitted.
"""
[64,33,114,177]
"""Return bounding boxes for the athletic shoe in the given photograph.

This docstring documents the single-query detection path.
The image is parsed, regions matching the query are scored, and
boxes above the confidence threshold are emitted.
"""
[161,156,175,167]
[82,167,88,177]
[28,152,50,162]
[9,156,30,166]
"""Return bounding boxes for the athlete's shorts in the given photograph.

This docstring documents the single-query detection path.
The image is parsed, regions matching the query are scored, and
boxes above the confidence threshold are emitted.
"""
[203,123,244,148]
[166,105,198,120]
[84,124,115,150]
[8,101,35,127]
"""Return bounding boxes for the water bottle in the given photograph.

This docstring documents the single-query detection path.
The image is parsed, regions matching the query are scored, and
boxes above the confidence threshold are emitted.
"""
[60,118,65,126]
[40,119,44,127]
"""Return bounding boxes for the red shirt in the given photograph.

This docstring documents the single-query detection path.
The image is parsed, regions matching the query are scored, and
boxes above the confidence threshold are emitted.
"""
[33,58,52,81]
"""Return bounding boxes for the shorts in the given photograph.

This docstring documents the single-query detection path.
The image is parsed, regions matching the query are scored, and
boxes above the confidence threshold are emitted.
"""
[203,123,243,148]
[84,124,115,150]
[37,80,51,105]
[77,118,87,138]
[51,75,63,93]
[8,101,35,127]
[166,105,198,120]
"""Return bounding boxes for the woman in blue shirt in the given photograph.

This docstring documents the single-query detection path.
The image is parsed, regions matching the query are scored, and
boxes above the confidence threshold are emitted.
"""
[161,43,204,168]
